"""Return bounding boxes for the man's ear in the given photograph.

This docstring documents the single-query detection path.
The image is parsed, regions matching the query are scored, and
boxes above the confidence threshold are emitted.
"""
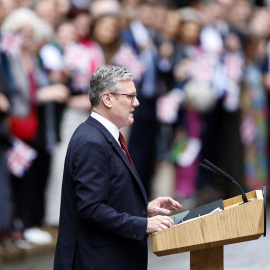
[102,92,113,108]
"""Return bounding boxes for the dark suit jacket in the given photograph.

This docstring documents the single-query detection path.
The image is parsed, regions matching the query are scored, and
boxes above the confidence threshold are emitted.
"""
[54,116,149,270]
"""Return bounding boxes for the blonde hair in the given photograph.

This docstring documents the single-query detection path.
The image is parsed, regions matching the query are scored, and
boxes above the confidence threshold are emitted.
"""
[1,7,54,42]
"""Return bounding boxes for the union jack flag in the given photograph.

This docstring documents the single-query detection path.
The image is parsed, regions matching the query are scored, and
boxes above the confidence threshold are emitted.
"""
[0,32,22,56]
[113,44,144,82]
[7,138,38,178]
[64,43,92,71]
[63,42,100,91]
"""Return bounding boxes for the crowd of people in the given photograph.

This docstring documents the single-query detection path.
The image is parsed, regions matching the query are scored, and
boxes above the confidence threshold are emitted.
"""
[0,0,269,250]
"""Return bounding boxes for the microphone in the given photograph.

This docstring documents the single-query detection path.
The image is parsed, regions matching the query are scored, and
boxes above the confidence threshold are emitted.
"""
[199,159,248,204]
[199,163,224,179]
[202,159,234,182]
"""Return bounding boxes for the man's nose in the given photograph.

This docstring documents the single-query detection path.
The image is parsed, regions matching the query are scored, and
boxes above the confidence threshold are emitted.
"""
[133,96,140,107]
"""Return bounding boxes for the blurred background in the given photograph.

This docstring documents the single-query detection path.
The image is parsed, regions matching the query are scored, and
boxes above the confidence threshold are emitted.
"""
[0,0,270,268]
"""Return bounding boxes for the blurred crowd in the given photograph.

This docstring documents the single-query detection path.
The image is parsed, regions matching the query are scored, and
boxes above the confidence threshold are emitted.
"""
[0,0,270,250]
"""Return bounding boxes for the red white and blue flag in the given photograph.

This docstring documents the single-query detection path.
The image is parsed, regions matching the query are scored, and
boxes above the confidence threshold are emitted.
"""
[0,32,22,56]
[7,138,37,178]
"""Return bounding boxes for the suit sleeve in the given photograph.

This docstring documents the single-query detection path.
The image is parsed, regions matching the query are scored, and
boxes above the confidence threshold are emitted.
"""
[72,137,147,241]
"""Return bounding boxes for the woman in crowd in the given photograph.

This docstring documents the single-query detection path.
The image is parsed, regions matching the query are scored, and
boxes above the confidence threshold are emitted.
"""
[1,8,70,244]
[241,35,268,191]
[44,12,104,226]
[91,12,143,81]
[170,7,219,205]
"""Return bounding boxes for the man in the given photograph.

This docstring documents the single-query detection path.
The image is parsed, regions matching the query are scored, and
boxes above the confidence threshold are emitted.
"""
[54,65,182,270]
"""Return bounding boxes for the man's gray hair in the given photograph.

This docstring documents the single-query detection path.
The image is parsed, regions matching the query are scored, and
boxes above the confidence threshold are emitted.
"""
[89,65,133,108]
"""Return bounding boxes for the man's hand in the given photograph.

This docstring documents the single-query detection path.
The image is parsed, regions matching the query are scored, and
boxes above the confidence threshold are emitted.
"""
[146,215,174,234]
[147,197,182,217]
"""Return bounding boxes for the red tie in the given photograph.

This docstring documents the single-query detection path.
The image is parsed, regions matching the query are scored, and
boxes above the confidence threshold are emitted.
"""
[119,132,134,170]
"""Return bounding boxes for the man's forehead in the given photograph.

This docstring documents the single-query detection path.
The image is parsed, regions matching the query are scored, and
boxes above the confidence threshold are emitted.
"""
[118,80,136,91]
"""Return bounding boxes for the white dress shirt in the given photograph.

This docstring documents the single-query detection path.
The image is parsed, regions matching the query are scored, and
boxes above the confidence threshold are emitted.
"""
[91,111,121,146]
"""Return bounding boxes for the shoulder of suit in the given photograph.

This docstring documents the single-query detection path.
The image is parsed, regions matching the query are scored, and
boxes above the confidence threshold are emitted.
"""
[71,120,114,148]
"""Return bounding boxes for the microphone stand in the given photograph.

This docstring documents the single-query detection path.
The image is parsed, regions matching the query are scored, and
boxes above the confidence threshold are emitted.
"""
[199,159,249,204]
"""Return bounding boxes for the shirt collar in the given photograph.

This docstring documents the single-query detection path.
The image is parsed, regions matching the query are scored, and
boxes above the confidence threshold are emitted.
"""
[91,111,120,144]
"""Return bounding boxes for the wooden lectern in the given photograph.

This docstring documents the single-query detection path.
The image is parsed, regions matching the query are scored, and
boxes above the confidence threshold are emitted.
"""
[152,189,267,270]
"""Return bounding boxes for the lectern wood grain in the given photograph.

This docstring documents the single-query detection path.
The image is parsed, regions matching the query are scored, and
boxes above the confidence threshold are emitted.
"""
[190,246,223,270]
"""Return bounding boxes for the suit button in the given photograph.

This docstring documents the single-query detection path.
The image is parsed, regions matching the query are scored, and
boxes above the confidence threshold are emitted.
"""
[142,209,146,216]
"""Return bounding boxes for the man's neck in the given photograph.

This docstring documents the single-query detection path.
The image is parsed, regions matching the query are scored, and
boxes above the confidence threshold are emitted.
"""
[92,108,109,120]
[91,110,120,143]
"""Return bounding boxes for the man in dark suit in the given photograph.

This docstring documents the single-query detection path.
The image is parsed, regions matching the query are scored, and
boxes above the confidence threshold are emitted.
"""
[54,65,182,270]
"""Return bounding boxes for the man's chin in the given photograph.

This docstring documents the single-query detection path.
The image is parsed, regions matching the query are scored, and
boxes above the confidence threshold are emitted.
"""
[120,118,134,129]
[128,117,134,125]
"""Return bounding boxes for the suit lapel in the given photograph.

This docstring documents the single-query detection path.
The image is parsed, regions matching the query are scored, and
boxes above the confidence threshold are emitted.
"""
[85,116,148,203]
[111,140,148,202]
